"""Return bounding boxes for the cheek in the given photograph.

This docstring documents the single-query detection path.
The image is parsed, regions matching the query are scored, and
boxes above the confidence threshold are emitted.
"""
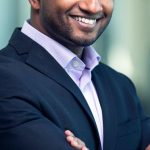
[53,0,77,10]
[103,0,114,14]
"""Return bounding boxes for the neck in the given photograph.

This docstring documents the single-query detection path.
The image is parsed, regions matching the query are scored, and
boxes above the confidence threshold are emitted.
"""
[66,46,84,59]
[29,17,85,59]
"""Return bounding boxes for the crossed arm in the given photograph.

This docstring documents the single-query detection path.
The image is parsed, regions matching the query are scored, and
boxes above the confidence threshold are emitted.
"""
[65,130,89,150]
[0,99,149,150]
[65,130,150,150]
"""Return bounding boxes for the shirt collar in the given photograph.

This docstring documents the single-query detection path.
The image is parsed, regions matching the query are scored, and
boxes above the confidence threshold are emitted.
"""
[21,21,101,72]
[82,46,101,71]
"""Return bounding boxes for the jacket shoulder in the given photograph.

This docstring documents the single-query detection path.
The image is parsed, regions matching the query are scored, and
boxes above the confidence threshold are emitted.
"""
[95,62,132,82]
[93,62,138,97]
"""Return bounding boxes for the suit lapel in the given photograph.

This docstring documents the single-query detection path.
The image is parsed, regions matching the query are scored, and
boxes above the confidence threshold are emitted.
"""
[92,66,118,150]
[25,39,96,121]
[9,28,100,145]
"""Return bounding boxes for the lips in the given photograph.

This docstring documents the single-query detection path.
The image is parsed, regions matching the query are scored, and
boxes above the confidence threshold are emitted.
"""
[69,13,105,29]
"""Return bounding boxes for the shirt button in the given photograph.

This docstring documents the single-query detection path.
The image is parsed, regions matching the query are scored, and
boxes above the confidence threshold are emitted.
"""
[72,60,79,68]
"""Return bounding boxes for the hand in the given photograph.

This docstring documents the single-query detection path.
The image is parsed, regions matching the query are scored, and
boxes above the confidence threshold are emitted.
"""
[65,130,89,150]
[146,145,150,150]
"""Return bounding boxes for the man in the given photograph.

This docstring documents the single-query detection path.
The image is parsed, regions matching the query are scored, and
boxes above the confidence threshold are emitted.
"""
[0,0,150,149]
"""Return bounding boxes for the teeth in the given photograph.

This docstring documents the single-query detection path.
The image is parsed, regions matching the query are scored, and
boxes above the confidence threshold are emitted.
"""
[74,17,96,25]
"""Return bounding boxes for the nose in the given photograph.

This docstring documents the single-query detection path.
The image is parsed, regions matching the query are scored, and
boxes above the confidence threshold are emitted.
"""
[78,0,103,14]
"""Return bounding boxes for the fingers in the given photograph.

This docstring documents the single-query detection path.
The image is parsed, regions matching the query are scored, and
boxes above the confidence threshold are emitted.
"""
[82,147,89,150]
[146,144,150,150]
[65,130,89,150]
[65,130,75,137]
[65,130,85,146]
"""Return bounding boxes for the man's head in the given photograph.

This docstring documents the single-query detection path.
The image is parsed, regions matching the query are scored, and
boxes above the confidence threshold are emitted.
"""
[29,0,114,51]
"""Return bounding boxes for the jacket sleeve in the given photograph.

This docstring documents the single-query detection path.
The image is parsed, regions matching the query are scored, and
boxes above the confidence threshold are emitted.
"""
[0,97,75,150]
[128,76,150,150]
[0,96,76,150]
[140,117,150,150]
[0,63,74,150]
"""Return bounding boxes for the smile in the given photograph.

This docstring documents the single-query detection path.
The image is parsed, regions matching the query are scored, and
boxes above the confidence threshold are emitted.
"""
[72,16,96,25]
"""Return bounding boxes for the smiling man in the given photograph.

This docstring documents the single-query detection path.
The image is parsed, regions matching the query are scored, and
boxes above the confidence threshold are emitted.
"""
[30,0,113,56]
[0,0,150,150]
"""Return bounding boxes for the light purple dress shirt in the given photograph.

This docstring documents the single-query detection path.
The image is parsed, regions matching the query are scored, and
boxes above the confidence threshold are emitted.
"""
[21,21,104,149]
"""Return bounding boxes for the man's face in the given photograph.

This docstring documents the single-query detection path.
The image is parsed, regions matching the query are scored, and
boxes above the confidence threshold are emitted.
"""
[37,0,113,48]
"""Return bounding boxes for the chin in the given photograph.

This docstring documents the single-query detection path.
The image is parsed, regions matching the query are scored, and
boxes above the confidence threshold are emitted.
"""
[70,30,102,47]
[71,36,98,47]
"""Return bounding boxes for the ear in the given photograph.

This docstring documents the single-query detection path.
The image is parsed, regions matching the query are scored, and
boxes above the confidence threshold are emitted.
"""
[28,0,40,10]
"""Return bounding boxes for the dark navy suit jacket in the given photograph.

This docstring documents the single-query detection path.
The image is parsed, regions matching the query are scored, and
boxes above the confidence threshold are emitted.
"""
[0,28,150,150]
